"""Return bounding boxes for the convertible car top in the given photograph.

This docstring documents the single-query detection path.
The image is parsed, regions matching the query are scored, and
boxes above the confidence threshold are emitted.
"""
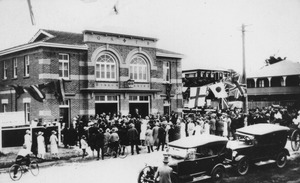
[237,124,290,136]
[168,134,228,149]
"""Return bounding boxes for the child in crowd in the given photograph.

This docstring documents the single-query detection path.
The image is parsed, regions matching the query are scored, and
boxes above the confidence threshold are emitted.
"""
[80,135,88,158]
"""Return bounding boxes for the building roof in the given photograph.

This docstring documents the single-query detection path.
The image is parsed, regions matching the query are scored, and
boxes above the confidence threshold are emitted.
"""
[248,60,300,78]
[30,29,85,45]
[0,29,183,59]
[236,124,289,136]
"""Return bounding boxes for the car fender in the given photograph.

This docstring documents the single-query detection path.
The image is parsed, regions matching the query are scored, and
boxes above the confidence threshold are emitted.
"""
[234,155,247,163]
[280,148,290,156]
[210,163,226,175]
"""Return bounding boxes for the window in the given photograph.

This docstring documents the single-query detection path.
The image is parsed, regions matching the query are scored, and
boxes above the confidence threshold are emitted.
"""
[95,95,118,102]
[24,103,30,123]
[59,53,69,79]
[258,80,264,87]
[12,58,17,78]
[130,56,148,82]
[3,104,7,112]
[95,54,116,81]
[24,55,30,77]
[3,61,7,79]
[129,95,149,101]
[163,62,170,82]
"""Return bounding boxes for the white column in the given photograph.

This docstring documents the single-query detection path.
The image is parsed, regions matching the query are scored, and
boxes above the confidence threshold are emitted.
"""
[253,78,257,88]
[268,77,272,87]
[281,76,287,86]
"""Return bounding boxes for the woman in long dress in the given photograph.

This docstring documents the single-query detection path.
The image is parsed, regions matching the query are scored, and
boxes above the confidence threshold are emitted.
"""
[49,130,59,159]
[37,131,46,159]
[144,125,154,153]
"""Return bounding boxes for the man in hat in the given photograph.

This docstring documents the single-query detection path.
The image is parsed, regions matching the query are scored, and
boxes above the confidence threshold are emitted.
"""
[154,155,173,183]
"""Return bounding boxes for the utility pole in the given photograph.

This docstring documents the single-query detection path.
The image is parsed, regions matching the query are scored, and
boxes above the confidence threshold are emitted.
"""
[242,24,249,114]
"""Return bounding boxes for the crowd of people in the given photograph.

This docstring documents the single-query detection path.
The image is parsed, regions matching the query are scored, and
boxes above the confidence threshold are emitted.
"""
[21,105,300,162]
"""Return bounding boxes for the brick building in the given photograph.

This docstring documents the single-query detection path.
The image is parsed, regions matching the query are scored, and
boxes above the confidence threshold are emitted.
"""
[0,29,183,126]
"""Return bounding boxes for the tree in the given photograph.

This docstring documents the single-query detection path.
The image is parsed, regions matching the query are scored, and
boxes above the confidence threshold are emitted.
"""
[265,56,286,65]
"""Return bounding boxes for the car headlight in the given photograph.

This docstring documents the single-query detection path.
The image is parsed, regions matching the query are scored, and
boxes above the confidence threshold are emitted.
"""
[232,151,238,158]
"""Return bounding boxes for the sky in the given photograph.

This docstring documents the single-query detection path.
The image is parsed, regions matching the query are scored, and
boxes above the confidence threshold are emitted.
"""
[0,0,300,73]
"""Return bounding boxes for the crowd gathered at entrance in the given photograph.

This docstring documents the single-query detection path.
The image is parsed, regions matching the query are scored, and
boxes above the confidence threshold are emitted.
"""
[23,105,300,161]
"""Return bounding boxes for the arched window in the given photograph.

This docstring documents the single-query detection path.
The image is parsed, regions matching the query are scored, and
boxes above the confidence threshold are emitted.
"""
[95,53,116,81]
[130,56,148,82]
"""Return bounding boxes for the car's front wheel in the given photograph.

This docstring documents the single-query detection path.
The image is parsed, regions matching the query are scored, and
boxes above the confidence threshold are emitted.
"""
[236,157,249,176]
[211,166,225,183]
[276,152,287,168]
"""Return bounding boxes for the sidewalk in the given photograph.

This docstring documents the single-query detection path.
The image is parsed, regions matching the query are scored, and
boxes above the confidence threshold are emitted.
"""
[0,145,91,172]
[0,145,149,173]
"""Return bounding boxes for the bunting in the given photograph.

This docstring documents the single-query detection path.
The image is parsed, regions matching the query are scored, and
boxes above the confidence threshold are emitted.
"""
[25,84,46,102]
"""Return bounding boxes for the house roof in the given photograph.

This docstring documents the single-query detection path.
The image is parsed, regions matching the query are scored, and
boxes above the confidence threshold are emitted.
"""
[248,60,300,78]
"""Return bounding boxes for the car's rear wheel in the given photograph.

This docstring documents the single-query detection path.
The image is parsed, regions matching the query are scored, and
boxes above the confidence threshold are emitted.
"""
[291,130,300,151]
[236,158,249,176]
[276,152,287,168]
[137,166,156,183]
[211,166,225,183]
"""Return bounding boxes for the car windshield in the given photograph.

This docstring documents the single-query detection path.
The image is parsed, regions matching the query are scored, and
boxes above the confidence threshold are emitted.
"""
[169,146,196,160]
[236,133,255,145]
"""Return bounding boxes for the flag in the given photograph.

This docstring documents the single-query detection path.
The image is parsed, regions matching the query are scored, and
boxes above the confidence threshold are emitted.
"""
[209,82,228,98]
[224,73,247,99]
[9,85,25,99]
[27,0,35,25]
[25,84,45,102]
[221,98,229,109]
[188,86,208,108]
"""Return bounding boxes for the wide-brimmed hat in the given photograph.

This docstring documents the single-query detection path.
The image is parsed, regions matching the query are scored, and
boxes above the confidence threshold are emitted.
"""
[38,131,43,135]
[52,130,57,134]
[163,155,169,164]
[26,130,31,134]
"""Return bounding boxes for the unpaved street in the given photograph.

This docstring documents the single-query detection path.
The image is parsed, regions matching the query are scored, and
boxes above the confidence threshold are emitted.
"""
[0,141,300,183]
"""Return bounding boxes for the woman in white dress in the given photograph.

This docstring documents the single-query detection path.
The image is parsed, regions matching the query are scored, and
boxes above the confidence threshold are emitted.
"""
[24,130,32,151]
[49,130,59,159]
[37,131,46,159]
[140,117,149,146]
[179,117,186,139]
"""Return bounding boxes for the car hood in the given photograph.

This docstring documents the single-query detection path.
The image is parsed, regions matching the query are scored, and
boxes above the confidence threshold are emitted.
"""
[226,140,253,150]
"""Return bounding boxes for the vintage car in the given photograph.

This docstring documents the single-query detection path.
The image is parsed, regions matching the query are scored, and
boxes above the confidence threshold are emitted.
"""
[226,123,290,175]
[137,135,228,183]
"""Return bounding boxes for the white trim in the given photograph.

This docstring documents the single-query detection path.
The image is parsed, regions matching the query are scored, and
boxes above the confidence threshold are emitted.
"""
[79,109,95,115]
[23,98,31,103]
[29,30,55,43]
[39,73,59,79]
[0,42,88,56]
[0,90,15,94]
[39,110,52,116]
[156,52,184,59]
[39,59,51,65]
[79,61,94,67]
[1,99,8,104]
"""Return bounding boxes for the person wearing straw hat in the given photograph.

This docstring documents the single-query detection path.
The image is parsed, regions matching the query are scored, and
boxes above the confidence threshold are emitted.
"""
[49,130,60,159]
[24,130,32,151]
[37,131,46,159]
[154,155,173,183]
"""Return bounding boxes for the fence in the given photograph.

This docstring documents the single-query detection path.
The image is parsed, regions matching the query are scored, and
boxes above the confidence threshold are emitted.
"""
[0,125,61,151]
